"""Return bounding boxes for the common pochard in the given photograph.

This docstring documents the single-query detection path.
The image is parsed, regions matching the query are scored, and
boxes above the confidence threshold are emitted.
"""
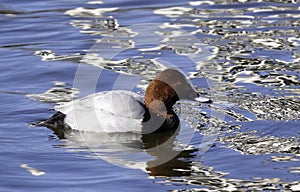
[38,68,205,134]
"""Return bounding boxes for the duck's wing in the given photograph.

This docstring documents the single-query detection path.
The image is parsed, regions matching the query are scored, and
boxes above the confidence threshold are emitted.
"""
[54,90,146,132]
[55,90,145,119]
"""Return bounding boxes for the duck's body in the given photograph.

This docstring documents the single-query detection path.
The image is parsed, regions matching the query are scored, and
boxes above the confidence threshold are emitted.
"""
[55,90,146,133]
[37,69,200,134]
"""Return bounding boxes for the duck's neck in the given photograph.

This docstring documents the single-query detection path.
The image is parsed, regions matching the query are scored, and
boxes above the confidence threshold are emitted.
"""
[142,103,173,123]
[142,104,179,133]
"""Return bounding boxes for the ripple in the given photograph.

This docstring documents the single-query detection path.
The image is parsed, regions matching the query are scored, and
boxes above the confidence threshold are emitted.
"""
[220,131,300,155]
[20,164,45,176]
[252,38,282,48]
[270,155,299,162]
[65,7,118,17]
[87,0,103,4]
[228,92,300,120]
[27,81,79,103]
[189,1,215,6]
[154,7,193,18]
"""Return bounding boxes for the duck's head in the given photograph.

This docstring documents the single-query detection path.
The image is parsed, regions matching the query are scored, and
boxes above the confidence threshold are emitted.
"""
[145,68,199,115]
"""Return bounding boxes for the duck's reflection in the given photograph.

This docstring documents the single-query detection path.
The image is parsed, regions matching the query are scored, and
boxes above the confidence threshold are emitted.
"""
[142,129,197,177]
[51,125,197,177]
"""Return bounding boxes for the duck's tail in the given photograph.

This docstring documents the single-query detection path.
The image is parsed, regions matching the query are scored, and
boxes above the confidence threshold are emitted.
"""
[31,112,70,139]
[32,111,66,129]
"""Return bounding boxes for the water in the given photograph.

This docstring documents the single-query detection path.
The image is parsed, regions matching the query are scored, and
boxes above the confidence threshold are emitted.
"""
[1,0,300,191]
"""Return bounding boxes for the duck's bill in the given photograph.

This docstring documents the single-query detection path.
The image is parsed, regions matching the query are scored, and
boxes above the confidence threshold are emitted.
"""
[195,96,213,103]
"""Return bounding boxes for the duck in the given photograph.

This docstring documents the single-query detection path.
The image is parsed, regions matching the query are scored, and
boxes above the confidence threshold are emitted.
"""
[37,68,205,134]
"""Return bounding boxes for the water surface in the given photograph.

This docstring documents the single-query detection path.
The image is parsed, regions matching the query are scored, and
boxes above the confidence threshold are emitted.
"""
[1,0,299,191]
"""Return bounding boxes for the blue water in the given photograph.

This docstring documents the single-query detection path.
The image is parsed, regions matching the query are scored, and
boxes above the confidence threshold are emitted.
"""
[1,0,300,191]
